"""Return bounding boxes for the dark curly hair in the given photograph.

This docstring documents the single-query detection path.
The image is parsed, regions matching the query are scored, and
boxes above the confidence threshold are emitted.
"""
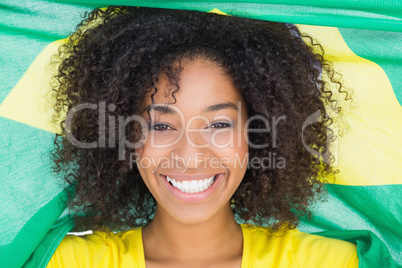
[52,6,351,232]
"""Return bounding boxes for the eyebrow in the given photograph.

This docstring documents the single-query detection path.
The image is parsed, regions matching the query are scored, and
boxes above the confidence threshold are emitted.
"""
[143,101,239,115]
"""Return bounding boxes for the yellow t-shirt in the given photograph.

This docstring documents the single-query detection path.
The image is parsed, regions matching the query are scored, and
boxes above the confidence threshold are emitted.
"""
[47,224,359,267]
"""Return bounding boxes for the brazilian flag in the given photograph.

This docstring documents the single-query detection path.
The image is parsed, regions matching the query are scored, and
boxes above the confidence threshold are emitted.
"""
[0,1,401,267]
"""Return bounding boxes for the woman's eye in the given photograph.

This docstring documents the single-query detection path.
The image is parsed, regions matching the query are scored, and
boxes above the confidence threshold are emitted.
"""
[210,122,232,129]
[150,123,174,131]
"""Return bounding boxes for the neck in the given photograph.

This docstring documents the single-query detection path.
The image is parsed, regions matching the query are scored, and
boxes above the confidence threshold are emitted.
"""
[142,203,243,263]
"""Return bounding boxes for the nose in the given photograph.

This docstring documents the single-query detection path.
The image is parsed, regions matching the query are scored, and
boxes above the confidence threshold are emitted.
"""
[172,128,211,169]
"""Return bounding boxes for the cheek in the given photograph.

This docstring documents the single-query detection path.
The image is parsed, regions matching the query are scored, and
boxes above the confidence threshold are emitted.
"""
[231,126,249,171]
[135,143,174,178]
[216,142,248,172]
[135,144,158,175]
[148,131,182,146]
[201,125,248,148]
[207,130,232,147]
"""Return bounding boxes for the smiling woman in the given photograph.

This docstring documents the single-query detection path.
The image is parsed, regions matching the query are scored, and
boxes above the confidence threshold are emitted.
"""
[136,59,249,228]
[48,6,357,267]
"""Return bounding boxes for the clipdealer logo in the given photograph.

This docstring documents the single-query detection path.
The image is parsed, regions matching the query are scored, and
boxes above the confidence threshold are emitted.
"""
[64,101,338,168]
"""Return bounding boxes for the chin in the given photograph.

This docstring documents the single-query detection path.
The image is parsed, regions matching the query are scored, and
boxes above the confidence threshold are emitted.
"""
[166,205,223,225]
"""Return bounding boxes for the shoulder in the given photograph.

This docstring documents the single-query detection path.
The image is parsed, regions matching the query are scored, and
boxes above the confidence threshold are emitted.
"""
[241,224,359,268]
[47,228,143,268]
[46,231,109,267]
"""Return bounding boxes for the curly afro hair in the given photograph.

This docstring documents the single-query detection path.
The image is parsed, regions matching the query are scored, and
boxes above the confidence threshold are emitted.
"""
[52,6,350,231]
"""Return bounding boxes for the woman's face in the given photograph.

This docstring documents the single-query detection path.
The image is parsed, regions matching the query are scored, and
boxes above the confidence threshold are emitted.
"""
[136,58,249,224]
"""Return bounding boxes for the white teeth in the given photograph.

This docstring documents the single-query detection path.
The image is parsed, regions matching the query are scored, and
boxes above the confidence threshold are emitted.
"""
[182,181,190,191]
[190,180,197,192]
[198,180,204,190]
[166,175,217,193]
[203,179,208,189]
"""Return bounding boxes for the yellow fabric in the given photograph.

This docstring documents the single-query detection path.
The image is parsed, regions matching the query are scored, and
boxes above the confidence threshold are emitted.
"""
[47,224,358,267]
[296,24,402,186]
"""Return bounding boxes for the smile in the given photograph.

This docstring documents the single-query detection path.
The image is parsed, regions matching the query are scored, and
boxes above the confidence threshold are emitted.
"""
[165,175,217,193]
[160,173,225,202]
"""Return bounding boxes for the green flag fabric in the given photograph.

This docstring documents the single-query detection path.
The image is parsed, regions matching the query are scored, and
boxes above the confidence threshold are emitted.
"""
[0,1,401,267]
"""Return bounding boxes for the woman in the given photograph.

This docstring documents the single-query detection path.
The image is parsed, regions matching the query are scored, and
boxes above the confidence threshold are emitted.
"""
[49,6,357,267]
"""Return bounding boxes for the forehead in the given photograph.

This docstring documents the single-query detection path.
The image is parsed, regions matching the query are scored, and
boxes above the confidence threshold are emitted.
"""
[142,59,245,113]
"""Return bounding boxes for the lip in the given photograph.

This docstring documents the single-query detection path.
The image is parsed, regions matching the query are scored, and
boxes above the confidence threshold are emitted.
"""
[160,173,225,203]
